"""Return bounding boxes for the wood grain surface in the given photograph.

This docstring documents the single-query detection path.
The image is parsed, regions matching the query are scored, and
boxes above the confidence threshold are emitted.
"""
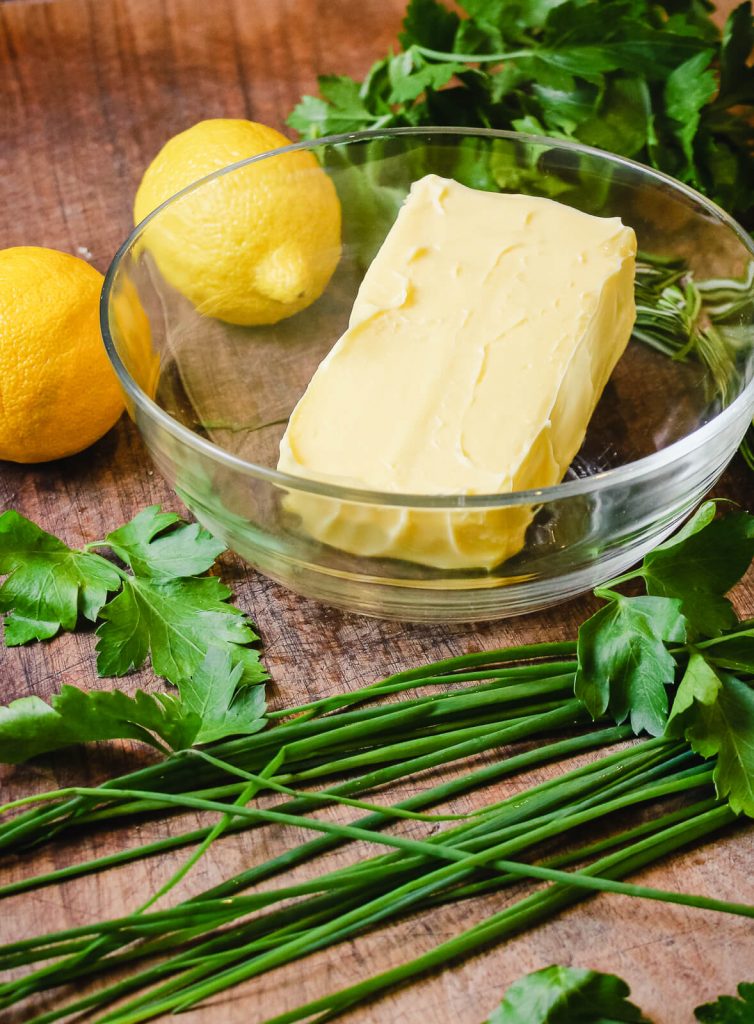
[1,1,753,1022]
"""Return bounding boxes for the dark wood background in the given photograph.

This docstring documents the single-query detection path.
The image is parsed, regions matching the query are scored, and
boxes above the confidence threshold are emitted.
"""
[1,1,752,1022]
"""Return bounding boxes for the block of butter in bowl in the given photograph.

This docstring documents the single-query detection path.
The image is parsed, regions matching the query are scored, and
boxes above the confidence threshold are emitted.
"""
[278,174,637,570]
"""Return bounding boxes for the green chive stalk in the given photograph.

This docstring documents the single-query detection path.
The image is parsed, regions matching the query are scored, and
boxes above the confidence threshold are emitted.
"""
[1,641,751,1023]
[0,741,738,1023]
[0,653,580,854]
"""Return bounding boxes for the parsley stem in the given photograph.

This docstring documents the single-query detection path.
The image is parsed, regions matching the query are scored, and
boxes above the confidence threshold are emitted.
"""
[415,44,535,63]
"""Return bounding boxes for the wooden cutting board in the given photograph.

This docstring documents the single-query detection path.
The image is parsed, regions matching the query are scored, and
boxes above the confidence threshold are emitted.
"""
[1,2,753,1021]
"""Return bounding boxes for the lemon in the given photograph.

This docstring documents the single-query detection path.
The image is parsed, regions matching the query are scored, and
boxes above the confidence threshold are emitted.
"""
[0,247,124,464]
[133,119,342,326]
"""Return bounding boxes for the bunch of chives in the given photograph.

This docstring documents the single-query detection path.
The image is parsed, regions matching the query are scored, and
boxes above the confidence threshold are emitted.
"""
[0,643,581,862]
[1,642,751,1023]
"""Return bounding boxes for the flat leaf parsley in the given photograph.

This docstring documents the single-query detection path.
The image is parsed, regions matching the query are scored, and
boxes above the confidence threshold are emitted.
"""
[0,507,267,757]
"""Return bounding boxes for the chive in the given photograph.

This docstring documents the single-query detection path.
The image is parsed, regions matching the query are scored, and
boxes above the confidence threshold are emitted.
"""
[2,636,748,1024]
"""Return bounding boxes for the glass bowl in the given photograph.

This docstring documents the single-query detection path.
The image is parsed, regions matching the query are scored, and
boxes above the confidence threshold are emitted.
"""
[102,127,754,622]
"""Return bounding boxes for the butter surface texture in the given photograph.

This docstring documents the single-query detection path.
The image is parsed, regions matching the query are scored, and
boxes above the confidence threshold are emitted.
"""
[278,175,637,569]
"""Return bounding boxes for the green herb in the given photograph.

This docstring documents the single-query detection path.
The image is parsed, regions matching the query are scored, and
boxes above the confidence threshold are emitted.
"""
[2,505,754,1022]
[695,981,754,1022]
[483,967,754,1024]
[485,965,648,1023]
[575,502,754,734]
[638,505,754,636]
[574,502,754,814]
[0,508,267,755]
[0,649,266,762]
[666,653,754,816]
[289,0,754,228]
[575,595,686,736]
[101,506,225,580]
[0,687,195,761]
[0,510,122,644]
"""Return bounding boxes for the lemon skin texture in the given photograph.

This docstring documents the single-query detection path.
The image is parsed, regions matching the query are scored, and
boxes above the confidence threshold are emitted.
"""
[0,246,125,464]
[133,119,342,326]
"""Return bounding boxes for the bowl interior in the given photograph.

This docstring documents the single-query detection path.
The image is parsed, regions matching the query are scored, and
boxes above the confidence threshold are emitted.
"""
[103,129,754,607]
[110,130,754,489]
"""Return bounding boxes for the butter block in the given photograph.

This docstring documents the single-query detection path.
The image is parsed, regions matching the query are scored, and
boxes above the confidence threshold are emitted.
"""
[278,175,637,570]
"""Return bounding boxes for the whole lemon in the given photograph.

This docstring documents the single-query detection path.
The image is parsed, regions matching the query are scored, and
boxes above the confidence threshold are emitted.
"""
[133,119,342,326]
[0,247,124,464]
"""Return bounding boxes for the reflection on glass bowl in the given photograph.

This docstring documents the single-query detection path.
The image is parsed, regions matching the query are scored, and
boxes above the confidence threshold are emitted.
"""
[102,127,754,622]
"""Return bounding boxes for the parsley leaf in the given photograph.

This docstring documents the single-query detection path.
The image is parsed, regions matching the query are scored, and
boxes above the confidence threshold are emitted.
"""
[0,507,267,693]
[575,596,686,736]
[103,506,225,581]
[638,503,754,638]
[288,0,754,228]
[0,648,267,765]
[701,632,754,675]
[95,574,263,688]
[576,504,754,741]
[0,504,270,766]
[485,964,649,1023]
[398,0,459,50]
[666,654,754,817]
[289,76,378,137]
[695,981,754,1023]
[0,686,198,762]
[388,48,467,104]
[0,507,268,757]
[719,1,754,101]
[180,647,266,744]
[286,94,335,137]
[0,511,122,645]
[663,50,717,181]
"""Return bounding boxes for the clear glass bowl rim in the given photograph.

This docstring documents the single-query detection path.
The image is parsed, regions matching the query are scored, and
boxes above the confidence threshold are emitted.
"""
[101,125,754,511]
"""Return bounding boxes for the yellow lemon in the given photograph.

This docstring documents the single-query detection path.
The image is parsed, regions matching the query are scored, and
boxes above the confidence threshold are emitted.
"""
[0,247,124,464]
[133,119,342,326]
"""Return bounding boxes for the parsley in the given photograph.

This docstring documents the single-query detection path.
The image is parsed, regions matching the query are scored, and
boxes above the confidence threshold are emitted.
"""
[177,647,266,745]
[667,654,754,816]
[575,595,686,736]
[289,0,754,227]
[95,572,260,683]
[0,649,266,762]
[575,501,754,814]
[102,506,226,580]
[638,504,754,637]
[485,965,649,1023]
[0,686,196,761]
[483,967,754,1024]
[0,510,121,644]
[695,982,754,1023]
[0,507,267,758]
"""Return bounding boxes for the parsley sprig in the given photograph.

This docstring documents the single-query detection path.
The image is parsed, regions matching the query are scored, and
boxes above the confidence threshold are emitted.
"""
[485,965,754,1023]
[575,502,754,815]
[485,965,649,1023]
[0,507,267,756]
[289,0,754,228]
